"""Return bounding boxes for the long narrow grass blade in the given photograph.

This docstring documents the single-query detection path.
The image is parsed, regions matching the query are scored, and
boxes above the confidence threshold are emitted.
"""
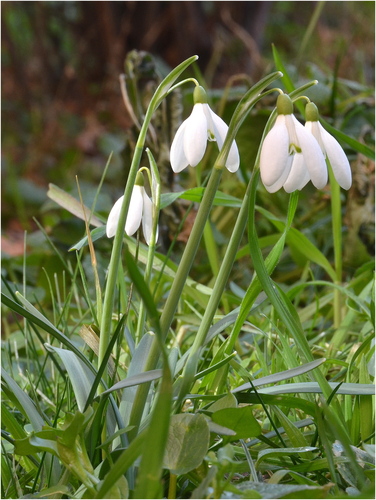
[232,359,326,393]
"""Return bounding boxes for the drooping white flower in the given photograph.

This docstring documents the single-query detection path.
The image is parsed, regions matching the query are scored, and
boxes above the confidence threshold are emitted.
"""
[259,94,328,193]
[170,85,240,173]
[305,102,352,190]
[106,172,156,245]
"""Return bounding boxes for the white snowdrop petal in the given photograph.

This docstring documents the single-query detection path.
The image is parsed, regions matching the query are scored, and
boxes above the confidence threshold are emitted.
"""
[264,154,294,193]
[306,121,325,152]
[106,195,124,238]
[318,123,352,190]
[141,190,154,245]
[125,186,143,236]
[206,107,240,172]
[183,104,208,167]
[293,116,327,189]
[170,120,189,173]
[283,154,310,193]
[260,115,290,188]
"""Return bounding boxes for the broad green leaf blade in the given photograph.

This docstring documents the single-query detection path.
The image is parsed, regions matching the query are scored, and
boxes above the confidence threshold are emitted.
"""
[1,370,45,431]
[119,332,157,424]
[247,382,375,396]
[45,344,95,413]
[163,414,210,475]
[211,406,261,441]
[232,359,326,393]
[47,183,104,227]
[101,370,163,396]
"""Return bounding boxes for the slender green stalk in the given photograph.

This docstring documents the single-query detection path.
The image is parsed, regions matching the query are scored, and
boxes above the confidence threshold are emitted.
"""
[98,55,198,380]
[98,140,145,380]
[176,176,253,406]
[160,165,224,336]
[168,473,177,499]
[328,162,343,327]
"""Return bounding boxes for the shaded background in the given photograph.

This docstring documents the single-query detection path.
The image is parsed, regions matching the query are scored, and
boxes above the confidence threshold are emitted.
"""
[2,1,375,259]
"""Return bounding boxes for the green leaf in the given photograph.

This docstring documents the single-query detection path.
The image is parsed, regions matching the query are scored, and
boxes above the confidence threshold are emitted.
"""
[45,344,96,413]
[14,435,58,457]
[209,393,238,413]
[211,406,261,441]
[240,382,375,396]
[163,414,210,475]
[1,370,45,432]
[101,369,163,396]
[47,183,104,227]
[232,359,326,393]
[272,44,295,94]
[69,226,106,251]
[235,393,317,416]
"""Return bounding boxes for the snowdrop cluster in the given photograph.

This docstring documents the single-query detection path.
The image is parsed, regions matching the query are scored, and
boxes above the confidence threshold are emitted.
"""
[259,94,352,193]
[106,84,352,243]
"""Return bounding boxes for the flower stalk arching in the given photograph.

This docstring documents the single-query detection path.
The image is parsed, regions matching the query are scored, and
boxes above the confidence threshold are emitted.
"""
[98,55,198,381]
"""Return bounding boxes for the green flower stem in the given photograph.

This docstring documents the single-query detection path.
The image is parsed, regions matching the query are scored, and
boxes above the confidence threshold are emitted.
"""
[176,175,253,407]
[98,140,145,382]
[98,55,198,382]
[160,165,224,336]
[328,162,343,328]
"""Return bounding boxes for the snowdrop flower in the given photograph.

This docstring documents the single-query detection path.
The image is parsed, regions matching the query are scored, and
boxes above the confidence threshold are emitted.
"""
[305,102,352,190]
[170,85,240,173]
[260,94,327,193]
[106,172,156,245]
